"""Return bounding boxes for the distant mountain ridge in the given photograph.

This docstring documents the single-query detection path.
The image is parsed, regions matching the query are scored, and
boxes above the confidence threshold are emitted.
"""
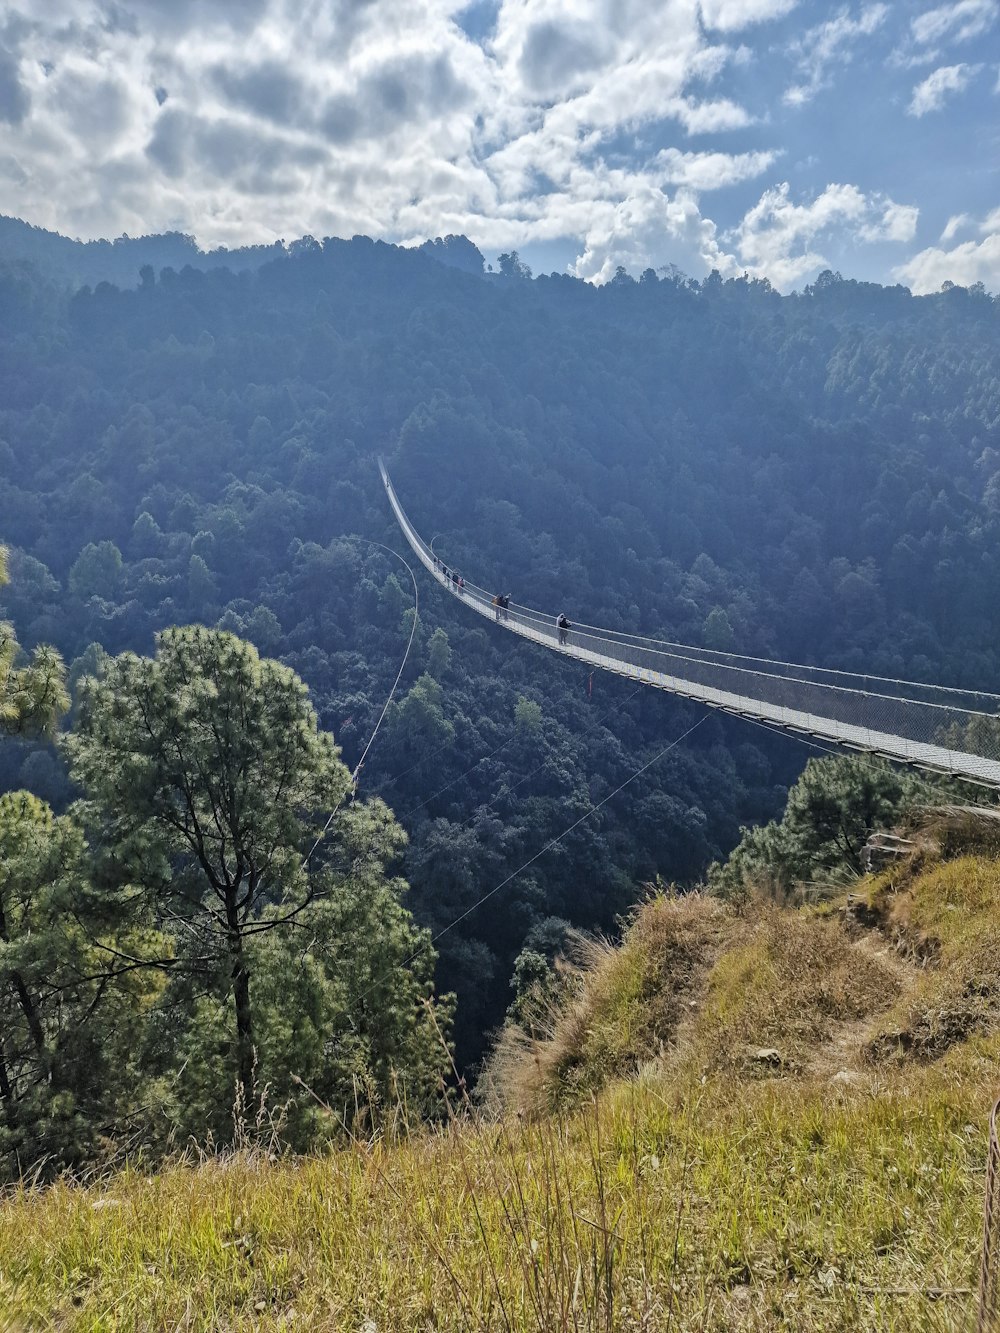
[0,214,485,291]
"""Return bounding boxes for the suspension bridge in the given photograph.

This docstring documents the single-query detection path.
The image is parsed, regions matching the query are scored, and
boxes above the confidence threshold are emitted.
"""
[379,460,1000,789]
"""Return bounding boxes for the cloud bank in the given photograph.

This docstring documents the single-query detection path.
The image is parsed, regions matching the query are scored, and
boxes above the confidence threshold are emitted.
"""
[896,206,1000,293]
[0,0,989,290]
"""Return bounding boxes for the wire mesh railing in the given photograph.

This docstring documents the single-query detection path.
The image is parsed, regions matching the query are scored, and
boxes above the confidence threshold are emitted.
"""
[379,461,1000,789]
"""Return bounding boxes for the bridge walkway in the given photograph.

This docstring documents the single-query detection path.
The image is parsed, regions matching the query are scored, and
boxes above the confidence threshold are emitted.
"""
[379,460,1000,789]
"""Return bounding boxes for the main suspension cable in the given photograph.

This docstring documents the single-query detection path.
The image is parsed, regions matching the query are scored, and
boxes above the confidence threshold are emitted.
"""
[300,538,419,870]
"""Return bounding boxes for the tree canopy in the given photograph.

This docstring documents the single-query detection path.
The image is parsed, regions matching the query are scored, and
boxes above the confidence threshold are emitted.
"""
[708,755,931,900]
[63,627,448,1139]
[0,547,68,738]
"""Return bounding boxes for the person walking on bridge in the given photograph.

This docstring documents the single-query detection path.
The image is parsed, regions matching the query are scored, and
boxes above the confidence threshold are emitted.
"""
[493,593,503,622]
[557,613,571,647]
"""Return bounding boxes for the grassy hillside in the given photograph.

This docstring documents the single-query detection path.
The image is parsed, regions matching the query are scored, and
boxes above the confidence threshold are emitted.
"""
[2,1059,993,1331]
[4,815,999,1331]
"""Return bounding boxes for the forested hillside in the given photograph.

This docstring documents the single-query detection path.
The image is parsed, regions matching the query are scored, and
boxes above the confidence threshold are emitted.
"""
[0,216,486,292]
[3,232,1000,1079]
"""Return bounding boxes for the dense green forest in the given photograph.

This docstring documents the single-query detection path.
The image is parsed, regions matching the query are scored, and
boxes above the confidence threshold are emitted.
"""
[2,227,1000,1165]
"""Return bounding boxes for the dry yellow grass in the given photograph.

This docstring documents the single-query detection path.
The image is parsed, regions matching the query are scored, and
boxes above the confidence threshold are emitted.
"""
[692,907,902,1075]
[869,856,1000,1062]
[487,892,903,1110]
[483,894,731,1115]
[1,1046,996,1332]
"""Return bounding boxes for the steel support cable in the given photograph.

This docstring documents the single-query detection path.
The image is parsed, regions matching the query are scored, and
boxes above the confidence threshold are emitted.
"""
[343,710,709,1018]
[299,538,419,872]
[428,714,708,946]
[398,731,519,821]
[435,578,992,719]
[499,603,1000,705]
[367,732,469,799]
[416,532,998,703]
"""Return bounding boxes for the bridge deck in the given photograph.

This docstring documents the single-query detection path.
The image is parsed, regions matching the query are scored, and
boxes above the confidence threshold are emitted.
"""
[379,461,1000,788]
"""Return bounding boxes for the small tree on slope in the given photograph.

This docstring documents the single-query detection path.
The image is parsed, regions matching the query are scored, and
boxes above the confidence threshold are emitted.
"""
[66,626,450,1141]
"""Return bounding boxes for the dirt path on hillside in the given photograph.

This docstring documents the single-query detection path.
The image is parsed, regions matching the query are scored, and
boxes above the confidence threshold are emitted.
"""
[803,930,922,1084]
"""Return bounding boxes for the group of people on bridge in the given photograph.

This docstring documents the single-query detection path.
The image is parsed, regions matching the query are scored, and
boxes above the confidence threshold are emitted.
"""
[432,554,465,593]
[490,591,572,646]
[431,553,573,647]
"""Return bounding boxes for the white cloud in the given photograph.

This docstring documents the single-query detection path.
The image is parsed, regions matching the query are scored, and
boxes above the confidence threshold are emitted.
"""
[731,182,864,285]
[571,184,732,282]
[907,61,981,113]
[655,146,778,190]
[699,0,800,32]
[783,4,888,106]
[893,232,1000,293]
[911,0,998,48]
[941,212,971,240]
[859,200,919,243]
[730,182,919,288]
[667,95,756,132]
[890,0,996,67]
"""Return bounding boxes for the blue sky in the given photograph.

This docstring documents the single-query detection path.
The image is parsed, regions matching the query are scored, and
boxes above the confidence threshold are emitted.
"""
[0,0,997,290]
